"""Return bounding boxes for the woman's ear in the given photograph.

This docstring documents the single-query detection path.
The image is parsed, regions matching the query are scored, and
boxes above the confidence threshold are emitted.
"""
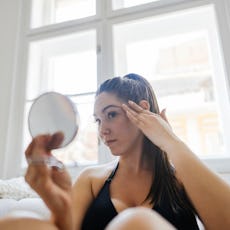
[139,100,150,110]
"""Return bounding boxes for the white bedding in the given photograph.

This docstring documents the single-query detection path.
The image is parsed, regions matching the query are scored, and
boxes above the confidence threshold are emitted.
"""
[0,198,50,219]
[0,177,50,219]
[0,177,37,200]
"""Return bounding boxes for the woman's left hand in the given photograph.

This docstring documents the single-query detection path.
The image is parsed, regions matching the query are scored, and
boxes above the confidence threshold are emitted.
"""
[25,132,74,229]
[122,101,179,152]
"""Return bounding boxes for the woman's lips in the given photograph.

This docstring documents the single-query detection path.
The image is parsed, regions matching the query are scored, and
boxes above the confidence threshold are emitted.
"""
[105,140,117,146]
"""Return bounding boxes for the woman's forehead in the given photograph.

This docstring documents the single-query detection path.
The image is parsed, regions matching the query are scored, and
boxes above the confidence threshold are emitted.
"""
[94,92,123,114]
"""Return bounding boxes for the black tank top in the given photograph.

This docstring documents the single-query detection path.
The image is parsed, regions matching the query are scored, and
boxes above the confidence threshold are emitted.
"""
[81,163,199,230]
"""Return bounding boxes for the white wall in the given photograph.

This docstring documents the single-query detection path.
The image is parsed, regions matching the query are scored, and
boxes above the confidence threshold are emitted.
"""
[0,0,22,178]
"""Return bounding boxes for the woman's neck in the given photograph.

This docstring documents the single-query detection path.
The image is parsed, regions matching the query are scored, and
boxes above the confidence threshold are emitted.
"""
[118,155,151,175]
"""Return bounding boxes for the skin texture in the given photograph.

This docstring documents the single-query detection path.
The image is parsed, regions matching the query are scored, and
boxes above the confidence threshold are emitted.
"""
[94,93,144,157]
[105,207,175,230]
[0,92,229,230]
[0,218,58,230]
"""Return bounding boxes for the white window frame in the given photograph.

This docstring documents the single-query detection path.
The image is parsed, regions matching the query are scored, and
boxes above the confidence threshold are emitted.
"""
[107,0,230,173]
[2,0,230,178]
[108,1,230,172]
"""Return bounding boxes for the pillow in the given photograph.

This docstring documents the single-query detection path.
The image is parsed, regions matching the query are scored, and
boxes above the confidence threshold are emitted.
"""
[0,177,38,200]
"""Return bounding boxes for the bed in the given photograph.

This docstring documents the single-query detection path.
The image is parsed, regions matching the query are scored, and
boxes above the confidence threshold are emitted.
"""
[0,177,50,219]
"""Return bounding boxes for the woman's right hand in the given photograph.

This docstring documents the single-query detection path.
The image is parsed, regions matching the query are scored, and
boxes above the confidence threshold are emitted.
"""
[25,132,74,229]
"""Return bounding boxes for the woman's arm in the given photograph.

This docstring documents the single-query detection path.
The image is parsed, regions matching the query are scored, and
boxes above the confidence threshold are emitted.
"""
[25,133,75,230]
[72,168,95,230]
[165,139,230,229]
[122,101,230,229]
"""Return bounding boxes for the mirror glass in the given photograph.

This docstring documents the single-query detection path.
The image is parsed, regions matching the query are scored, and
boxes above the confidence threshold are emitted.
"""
[28,91,79,148]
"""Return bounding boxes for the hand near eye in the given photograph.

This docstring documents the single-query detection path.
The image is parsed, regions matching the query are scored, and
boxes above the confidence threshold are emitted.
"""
[25,132,74,230]
[122,101,179,152]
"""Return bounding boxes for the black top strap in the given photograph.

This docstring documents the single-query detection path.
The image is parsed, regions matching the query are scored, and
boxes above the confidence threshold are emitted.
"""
[106,162,119,182]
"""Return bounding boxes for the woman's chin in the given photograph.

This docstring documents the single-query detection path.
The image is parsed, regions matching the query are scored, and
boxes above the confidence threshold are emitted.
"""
[110,150,121,156]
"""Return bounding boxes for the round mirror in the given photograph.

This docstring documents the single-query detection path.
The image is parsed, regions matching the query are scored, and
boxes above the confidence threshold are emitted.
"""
[28,91,79,148]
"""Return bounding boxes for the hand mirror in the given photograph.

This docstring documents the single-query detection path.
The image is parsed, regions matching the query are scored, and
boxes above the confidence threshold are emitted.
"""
[28,91,79,148]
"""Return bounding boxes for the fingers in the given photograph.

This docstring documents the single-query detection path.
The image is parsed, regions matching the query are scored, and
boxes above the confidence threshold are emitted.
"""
[125,100,170,127]
[160,108,168,122]
[25,132,65,190]
[160,109,172,129]
[122,103,146,127]
[25,134,52,158]
[47,131,64,150]
[25,141,35,159]
[122,100,161,129]
[25,132,64,160]
[122,100,151,118]
[128,100,144,113]
[127,100,150,114]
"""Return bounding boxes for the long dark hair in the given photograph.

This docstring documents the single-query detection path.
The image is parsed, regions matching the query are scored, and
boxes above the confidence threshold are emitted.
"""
[96,73,196,215]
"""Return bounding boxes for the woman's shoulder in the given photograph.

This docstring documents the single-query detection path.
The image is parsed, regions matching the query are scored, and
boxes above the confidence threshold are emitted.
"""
[75,160,118,197]
[76,160,117,184]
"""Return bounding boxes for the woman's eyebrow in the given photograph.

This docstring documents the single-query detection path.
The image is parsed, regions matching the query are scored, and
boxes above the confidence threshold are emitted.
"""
[102,105,121,113]
[93,105,122,117]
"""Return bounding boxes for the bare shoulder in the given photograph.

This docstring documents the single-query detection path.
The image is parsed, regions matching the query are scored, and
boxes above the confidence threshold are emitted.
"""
[77,160,116,180]
[73,160,117,195]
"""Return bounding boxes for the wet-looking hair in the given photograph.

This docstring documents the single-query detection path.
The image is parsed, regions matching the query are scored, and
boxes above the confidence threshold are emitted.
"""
[96,73,159,113]
[96,73,196,216]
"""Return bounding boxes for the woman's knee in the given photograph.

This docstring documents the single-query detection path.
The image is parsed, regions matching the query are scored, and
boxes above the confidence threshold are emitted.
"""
[0,217,58,230]
[106,207,175,230]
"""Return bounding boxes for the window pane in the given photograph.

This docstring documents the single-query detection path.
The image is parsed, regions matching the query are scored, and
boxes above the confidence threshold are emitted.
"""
[24,30,98,166]
[31,0,96,28]
[113,5,229,157]
[23,95,98,166]
[27,30,97,100]
[53,94,98,164]
[112,0,160,10]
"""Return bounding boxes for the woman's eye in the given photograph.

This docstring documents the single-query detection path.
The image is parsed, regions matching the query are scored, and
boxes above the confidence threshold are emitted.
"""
[107,111,117,119]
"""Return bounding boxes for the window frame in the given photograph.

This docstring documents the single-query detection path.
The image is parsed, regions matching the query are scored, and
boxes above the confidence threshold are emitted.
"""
[4,0,230,178]
[107,0,230,173]
[109,2,230,172]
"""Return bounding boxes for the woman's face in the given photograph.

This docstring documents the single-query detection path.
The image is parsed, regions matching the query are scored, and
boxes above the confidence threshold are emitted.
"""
[94,92,144,156]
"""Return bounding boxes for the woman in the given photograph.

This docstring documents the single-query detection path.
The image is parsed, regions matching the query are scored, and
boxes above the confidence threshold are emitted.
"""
[79,73,199,230]
[0,73,229,230]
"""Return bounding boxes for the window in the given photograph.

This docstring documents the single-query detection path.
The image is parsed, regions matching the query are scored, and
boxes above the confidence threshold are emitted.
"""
[112,0,160,10]
[113,5,230,159]
[23,30,98,166]
[14,0,230,175]
[31,0,96,28]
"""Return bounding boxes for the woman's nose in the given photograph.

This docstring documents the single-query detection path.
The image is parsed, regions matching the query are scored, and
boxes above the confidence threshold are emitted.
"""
[99,121,110,137]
